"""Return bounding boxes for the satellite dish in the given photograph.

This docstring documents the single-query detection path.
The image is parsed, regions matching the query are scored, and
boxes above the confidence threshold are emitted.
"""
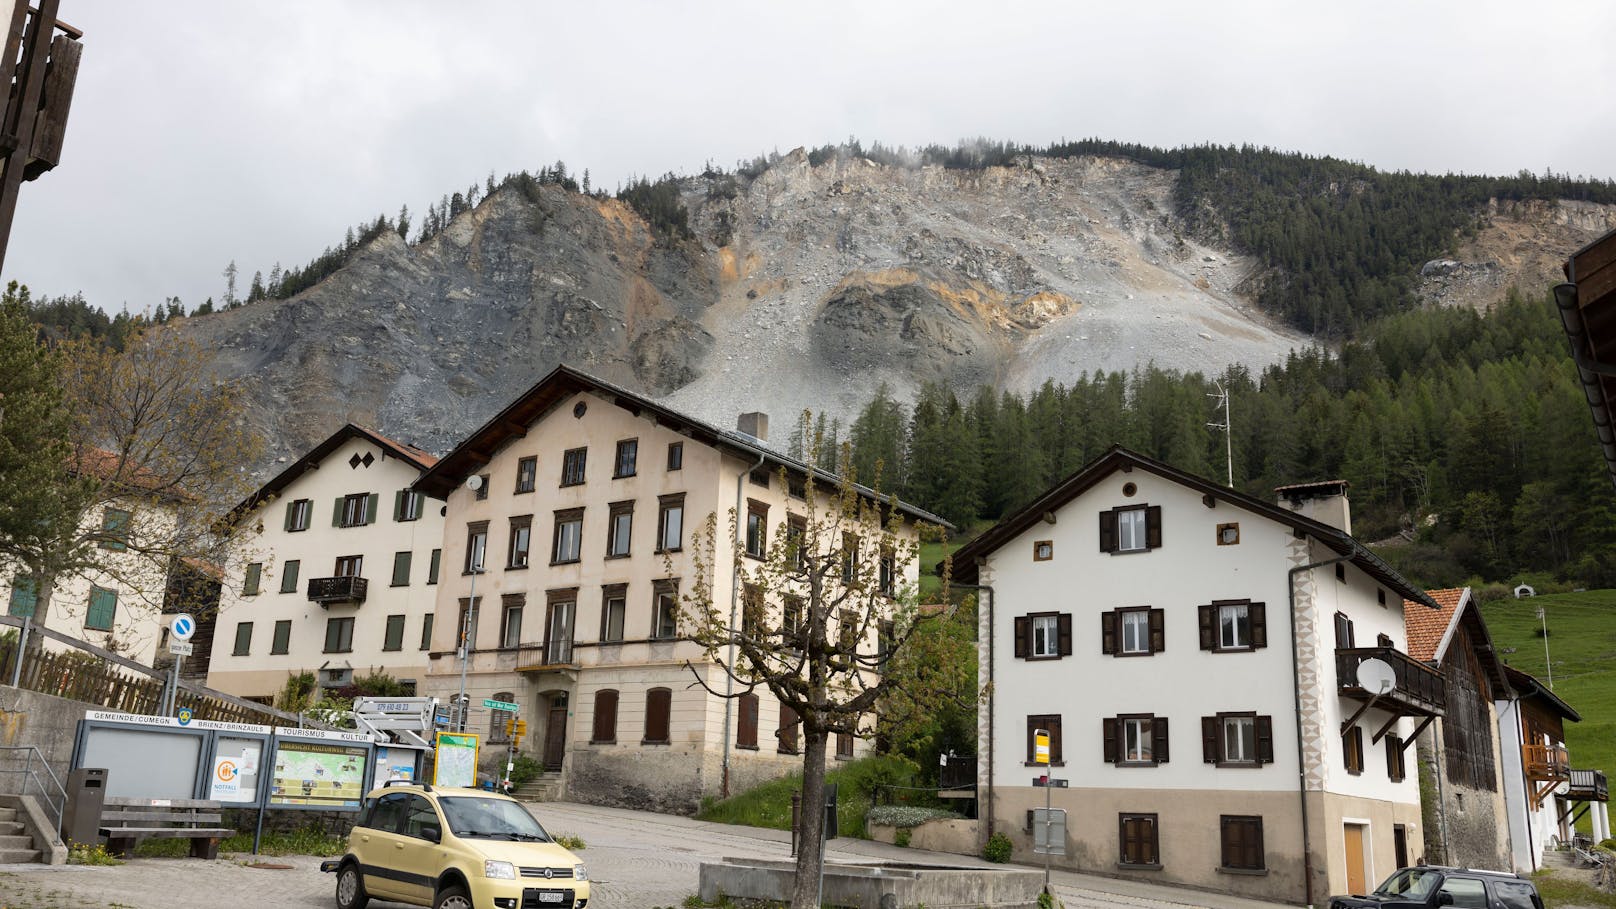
[1356,658,1396,695]
[466,475,483,491]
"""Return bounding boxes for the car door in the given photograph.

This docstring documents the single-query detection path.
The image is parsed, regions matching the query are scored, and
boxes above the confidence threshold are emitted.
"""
[356,793,410,900]
[394,794,447,904]
[1436,876,1488,909]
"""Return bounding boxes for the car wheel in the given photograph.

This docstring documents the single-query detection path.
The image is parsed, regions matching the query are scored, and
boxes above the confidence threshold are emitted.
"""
[336,862,370,909]
[433,884,473,909]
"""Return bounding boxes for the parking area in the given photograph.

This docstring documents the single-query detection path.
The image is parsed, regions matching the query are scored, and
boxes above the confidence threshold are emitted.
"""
[0,801,1299,909]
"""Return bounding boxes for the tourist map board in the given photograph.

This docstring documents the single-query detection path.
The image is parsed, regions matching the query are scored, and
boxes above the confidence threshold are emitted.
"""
[269,740,368,807]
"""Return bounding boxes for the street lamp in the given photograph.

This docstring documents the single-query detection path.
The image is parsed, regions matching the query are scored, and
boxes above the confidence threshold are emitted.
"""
[455,474,485,731]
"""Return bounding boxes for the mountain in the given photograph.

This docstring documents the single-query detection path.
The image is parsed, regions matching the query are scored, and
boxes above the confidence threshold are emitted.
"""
[176,147,1616,469]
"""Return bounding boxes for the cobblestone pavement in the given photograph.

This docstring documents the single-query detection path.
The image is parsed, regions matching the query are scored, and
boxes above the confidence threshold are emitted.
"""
[0,802,1300,909]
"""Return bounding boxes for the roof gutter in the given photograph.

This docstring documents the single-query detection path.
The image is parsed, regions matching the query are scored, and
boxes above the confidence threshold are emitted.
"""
[1289,547,1354,909]
[1554,281,1616,491]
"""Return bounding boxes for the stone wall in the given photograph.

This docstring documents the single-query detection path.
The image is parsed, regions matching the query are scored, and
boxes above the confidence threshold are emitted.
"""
[0,685,89,788]
[567,745,708,815]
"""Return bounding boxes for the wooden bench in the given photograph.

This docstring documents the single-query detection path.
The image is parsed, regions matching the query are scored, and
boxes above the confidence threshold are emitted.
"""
[99,797,235,859]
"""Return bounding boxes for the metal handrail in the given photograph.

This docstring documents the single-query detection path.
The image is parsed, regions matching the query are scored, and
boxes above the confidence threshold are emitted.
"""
[0,744,66,844]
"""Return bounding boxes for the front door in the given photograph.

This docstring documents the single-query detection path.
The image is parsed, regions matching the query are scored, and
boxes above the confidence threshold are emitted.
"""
[544,705,567,770]
[1393,824,1408,870]
[1344,823,1367,895]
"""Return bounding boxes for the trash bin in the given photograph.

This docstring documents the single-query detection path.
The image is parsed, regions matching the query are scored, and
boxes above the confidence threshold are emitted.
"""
[64,768,108,845]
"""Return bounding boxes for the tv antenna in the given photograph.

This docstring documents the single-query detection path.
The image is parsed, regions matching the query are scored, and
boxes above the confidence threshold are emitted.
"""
[1207,380,1233,487]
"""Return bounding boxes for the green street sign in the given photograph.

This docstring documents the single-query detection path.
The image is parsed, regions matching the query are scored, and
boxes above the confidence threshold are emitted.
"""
[483,698,518,712]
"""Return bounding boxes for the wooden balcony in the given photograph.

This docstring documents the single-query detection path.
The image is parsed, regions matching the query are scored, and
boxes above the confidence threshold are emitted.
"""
[1568,768,1608,802]
[515,639,576,673]
[307,575,367,606]
[1524,743,1571,782]
[1335,646,1446,717]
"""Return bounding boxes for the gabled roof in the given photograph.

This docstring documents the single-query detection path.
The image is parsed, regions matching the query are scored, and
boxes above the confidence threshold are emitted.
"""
[411,364,949,527]
[1404,587,1513,699]
[1555,226,1616,490]
[224,423,438,526]
[1503,664,1581,723]
[944,445,1438,609]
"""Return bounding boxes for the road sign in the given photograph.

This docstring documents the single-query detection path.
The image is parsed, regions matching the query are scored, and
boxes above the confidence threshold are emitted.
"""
[483,698,518,712]
[1032,807,1067,855]
[168,641,194,656]
[1034,729,1050,765]
[1031,776,1068,788]
[169,613,196,642]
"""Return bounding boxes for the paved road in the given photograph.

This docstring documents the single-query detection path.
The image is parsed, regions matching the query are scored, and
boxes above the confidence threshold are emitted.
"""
[0,801,1301,908]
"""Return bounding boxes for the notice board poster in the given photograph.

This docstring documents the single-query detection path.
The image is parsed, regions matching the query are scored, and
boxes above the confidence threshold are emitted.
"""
[434,732,479,788]
[210,736,263,803]
[269,740,368,807]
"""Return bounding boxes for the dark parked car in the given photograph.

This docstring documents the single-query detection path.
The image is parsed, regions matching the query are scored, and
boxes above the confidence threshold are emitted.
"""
[1328,866,1543,909]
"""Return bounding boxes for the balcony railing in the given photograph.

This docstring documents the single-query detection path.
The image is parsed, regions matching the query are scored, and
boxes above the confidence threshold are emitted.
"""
[515,638,575,671]
[307,576,368,605]
[1523,744,1570,781]
[1568,768,1609,802]
[1335,646,1446,717]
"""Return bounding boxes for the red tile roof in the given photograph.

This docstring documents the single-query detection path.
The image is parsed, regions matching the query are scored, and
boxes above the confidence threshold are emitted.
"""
[1404,587,1466,662]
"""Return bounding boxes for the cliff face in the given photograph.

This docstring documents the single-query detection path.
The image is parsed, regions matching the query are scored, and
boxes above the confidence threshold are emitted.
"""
[180,153,1616,470]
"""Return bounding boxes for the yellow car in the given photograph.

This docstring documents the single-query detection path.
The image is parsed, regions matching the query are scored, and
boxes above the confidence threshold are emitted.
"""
[323,782,589,909]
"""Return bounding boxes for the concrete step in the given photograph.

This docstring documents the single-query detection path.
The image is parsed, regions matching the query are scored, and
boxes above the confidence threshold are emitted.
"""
[0,807,17,823]
[0,821,24,836]
[0,847,42,863]
[0,833,34,850]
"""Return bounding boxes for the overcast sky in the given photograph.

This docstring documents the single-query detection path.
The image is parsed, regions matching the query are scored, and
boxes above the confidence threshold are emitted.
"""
[6,0,1615,312]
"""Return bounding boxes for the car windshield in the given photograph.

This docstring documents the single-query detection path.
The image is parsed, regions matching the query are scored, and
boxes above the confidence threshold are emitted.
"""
[438,796,553,842]
[1374,868,1440,898]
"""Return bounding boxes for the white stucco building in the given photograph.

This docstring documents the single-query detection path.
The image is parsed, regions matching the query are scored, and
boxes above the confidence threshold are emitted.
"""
[951,449,1442,906]
[204,425,443,701]
[1496,664,1610,871]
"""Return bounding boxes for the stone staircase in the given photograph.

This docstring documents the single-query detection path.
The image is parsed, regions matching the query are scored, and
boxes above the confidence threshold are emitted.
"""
[512,772,563,803]
[0,804,43,864]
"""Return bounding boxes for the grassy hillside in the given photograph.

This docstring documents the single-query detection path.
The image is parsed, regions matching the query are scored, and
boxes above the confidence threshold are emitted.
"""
[1481,590,1616,787]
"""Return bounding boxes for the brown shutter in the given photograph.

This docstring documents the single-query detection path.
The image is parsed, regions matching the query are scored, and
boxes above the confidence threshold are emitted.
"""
[644,688,671,743]
[1098,509,1117,553]
[778,705,800,754]
[1026,717,1038,762]
[1144,505,1162,549]
[1148,608,1165,654]
[1202,716,1219,764]
[1257,715,1274,764]
[1014,616,1029,658]
[1250,602,1267,649]
[1101,612,1117,655]
[1387,735,1404,781]
[1198,604,1215,650]
[1102,717,1118,764]
[592,689,618,743]
[1154,716,1169,763]
[1049,716,1063,763]
[738,693,759,749]
[1221,817,1237,868]
[1056,614,1072,656]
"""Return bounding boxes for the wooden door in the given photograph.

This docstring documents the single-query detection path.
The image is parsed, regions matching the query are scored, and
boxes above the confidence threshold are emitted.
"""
[1344,823,1367,895]
[544,706,567,771]
[1393,824,1408,870]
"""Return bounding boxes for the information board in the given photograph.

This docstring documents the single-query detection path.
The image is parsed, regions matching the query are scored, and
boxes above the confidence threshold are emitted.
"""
[269,740,369,807]
[210,736,263,803]
[433,732,479,788]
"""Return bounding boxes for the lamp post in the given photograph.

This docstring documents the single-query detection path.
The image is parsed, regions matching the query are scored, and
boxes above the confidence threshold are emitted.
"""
[1537,604,1553,690]
[455,475,485,731]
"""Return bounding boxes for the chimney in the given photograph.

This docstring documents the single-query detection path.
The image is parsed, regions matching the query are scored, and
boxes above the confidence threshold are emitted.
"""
[1275,480,1352,534]
[737,412,769,442]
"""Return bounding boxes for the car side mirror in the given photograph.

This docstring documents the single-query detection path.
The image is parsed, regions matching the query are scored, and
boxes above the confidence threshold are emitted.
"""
[421,825,442,844]
[1434,891,1453,907]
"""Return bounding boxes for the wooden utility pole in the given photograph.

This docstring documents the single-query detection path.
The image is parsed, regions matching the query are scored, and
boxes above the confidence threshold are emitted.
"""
[0,0,83,273]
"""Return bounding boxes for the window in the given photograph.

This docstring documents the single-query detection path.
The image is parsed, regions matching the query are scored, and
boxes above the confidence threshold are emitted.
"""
[737,693,759,749]
[515,456,537,493]
[507,515,532,568]
[777,705,800,754]
[1344,725,1365,775]
[1216,522,1240,545]
[473,475,490,501]
[243,562,262,596]
[96,507,131,551]
[606,501,633,558]
[394,489,424,522]
[501,597,524,650]
[86,587,117,631]
[391,551,412,587]
[233,621,253,655]
[1219,816,1264,871]
[1438,878,1488,909]
[336,493,375,527]
[614,439,638,478]
[1102,607,1164,656]
[786,514,808,570]
[427,549,441,585]
[1494,881,1540,909]
[456,598,479,652]
[561,447,587,486]
[1099,504,1161,554]
[600,585,626,643]
[284,498,312,532]
[592,689,618,743]
[878,547,895,596]
[334,554,363,577]
[419,614,434,651]
[1026,715,1063,764]
[543,595,573,663]
[324,616,354,653]
[741,584,764,638]
[465,522,488,573]
[1014,612,1070,660]
[1033,540,1053,561]
[749,465,770,487]
[552,508,583,564]
[1203,713,1274,766]
[657,494,684,552]
[1119,814,1159,867]
[1334,611,1356,649]
[667,442,683,471]
[745,500,768,558]
[840,532,859,584]
[271,619,291,655]
[1198,600,1268,652]
[782,595,804,640]
[643,687,671,744]
[383,614,406,651]
[1104,715,1168,765]
[488,692,515,743]
[8,577,38,617]
[836,731,854,759]
[1335,562,1346,582]
[837,609,857,650]
[280,560,300,593]
[1387,734,1406,782]
[652,583,679,640]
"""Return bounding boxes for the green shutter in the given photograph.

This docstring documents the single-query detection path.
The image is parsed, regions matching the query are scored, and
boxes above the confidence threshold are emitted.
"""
[86,588,117,630]
[427,549,441,585]
[284,500,297,531]
[234,621,253,655]
[365,493,379,525]
[384,614,405,651]
[332,497,345,526]
[392,551,412,587]
[8,577,38,617]
[271,620,291,655]
[243,563,262,596]
[281,559,300,593]
[420,614,434,650]
[393,490,405,522]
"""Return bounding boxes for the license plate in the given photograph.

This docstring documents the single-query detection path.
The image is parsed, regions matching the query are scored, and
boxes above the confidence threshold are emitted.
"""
[538,893,564,903]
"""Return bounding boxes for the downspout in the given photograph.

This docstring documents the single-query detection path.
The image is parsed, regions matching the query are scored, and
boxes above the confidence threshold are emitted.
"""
[1433,740,1451,863]
[950,582,995,840]
[1289,548,1354,909]
[722,447,768,798]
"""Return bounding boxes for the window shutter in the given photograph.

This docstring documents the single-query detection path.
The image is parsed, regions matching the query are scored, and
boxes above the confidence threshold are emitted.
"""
[365,493,379,525]
[1049,716,1062,763]
[1198,604,1215,650]
[1221,817,1240,868]
[1056,613,1072,656]
[1250,602,1267,649]
[1100,612,1117,655]
[1154,716,1169,763]
[1387,735,1405,781]
[1014,616,1029,658]
[394,490,405,521]
[1026,809,1036,833]
[645,688,671,743]
[284,501,297,531]
[1148,608,1164,653]
[593,690,618,743]
[1098,509,1116,553]
[332,497,344,526]
[1145,505,1162,549]
[1102,717,1118,764]
[738,694,759,748]
[1202,716,1219,764]
[1257,716,1274,764]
